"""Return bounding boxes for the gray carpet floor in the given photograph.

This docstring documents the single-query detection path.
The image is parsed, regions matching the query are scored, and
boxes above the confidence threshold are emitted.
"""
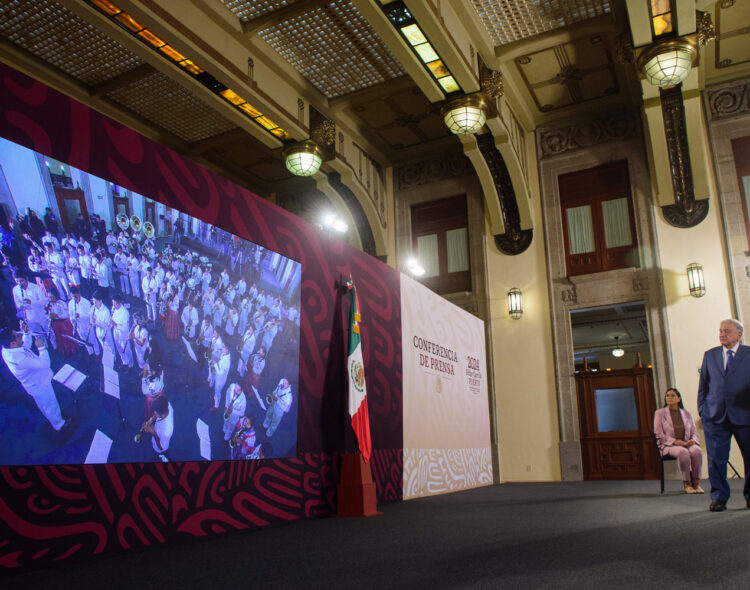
[5,479,750,589]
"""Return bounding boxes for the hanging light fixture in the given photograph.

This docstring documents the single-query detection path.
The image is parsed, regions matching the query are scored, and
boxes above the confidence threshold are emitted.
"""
[611,336,625,358]
[686,262,706,297]
[638,40,697,88]
[284,140,323,176]
[508,287,523,320]
[441,94,488,135]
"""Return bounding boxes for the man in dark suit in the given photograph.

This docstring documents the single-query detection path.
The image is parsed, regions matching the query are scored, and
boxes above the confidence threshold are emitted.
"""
[698,319,750,511]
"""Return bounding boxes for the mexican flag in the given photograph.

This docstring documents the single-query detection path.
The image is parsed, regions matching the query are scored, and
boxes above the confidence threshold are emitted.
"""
[347,280,372,462]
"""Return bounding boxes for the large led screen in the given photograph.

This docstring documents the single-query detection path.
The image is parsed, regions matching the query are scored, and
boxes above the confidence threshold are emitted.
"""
[0,137,301,465]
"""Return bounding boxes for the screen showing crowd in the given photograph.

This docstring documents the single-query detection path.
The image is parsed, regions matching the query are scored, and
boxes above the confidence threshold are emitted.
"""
[0,137,302,465]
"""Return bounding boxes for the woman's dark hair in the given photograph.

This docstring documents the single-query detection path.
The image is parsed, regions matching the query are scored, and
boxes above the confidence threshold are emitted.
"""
[663,387,685,409]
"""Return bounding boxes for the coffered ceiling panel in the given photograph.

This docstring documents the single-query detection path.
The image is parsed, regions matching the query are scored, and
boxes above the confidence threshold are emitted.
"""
[516,35,617,112]
[0,0,144,86]
[221,0,405,98]
[106,71,237,144]
[344,86,448,150]
[471,0,612,47]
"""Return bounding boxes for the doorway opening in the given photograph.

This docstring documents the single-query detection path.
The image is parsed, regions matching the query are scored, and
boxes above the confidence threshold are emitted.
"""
[571,302,659,480]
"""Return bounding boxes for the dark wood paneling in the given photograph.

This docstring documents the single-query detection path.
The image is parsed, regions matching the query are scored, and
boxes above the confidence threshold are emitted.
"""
[576,367,658,480]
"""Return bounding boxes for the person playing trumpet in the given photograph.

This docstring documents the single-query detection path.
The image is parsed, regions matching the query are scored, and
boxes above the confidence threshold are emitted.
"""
[180,300,199,339]
[237,326,256,377]
[212,297,226,332]
[222,383,246,442]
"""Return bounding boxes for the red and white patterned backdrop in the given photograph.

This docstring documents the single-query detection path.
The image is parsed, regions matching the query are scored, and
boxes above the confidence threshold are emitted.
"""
[0,62,403,571]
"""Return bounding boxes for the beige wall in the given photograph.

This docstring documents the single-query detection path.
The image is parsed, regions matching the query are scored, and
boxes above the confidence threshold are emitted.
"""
[652,199,739,476]
[486,149,561,482]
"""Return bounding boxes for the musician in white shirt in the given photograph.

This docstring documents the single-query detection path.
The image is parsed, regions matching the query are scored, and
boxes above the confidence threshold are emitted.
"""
[114,246,130,296]
[91,291,113,359]
[222,383,246,441]
[143,395,173,460]
[44,243,70,300]
[93,254,110,304]
[237,326,256,377]
[209,343,231,410]
[41,230,60,252]
[131,313,150,370]
[12,272,48,335]
[263,378,293,437]
[111,294,133,369]
[141,267,158,323]
[63,247,80,289]
[127,253,141,298]
[1,329,66,431]
[181,301,199,339]
[68,286,99,355]
[77,246,93,298]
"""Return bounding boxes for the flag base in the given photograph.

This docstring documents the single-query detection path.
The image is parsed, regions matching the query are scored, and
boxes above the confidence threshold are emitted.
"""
[337,453,381,517]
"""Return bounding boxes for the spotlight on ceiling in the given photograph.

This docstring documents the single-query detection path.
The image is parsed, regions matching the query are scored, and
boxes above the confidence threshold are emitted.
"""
[321,212,348,234]
[441,94,488,135]
[638,39,696,88]
[611,336,625,358]
[284,140,323,177]
[405,257,425,277]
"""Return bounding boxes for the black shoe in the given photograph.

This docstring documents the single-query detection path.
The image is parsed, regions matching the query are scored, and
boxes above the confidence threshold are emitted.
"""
[746,499,750,509]
[710,499,727,512]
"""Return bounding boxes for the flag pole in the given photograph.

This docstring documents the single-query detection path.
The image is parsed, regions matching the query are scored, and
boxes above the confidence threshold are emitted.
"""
[337,274,379,517]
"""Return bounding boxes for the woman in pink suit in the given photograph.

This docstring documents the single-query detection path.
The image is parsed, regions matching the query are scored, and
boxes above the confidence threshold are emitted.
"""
[654,388,704,494]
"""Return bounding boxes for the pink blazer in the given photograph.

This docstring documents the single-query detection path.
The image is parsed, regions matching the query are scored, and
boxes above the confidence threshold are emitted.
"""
[653,407,700,455]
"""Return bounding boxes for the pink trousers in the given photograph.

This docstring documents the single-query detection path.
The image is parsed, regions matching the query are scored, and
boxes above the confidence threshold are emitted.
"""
[664,445,703,481]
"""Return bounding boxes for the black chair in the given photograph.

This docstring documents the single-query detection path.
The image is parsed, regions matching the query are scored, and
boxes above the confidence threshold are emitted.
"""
[650,429,676,494]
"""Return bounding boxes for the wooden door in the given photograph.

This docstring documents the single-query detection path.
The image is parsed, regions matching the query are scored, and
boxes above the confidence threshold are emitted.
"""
[576,367,659,480]
[144,200,156,227]
[53,186,88,233]
[112,194,130,219]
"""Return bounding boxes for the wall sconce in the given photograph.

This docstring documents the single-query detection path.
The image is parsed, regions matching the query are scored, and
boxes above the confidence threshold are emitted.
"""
[687,262,706,297]
[611,336,625,358]
[284,140,323,176]
[508,287,522,319]
[638,39,696,88]
[441,94,488,135]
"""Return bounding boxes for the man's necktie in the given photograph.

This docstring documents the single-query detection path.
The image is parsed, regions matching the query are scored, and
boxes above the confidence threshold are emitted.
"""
[727,349,735,372]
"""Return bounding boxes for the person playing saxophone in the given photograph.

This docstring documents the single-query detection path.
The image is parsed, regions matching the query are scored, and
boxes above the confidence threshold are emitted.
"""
[222,382,246,442]
[263,377,292,437]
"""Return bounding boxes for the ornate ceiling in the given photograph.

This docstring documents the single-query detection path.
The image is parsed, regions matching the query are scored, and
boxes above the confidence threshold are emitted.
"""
[0,0,748,203]
[471,0,612,46]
